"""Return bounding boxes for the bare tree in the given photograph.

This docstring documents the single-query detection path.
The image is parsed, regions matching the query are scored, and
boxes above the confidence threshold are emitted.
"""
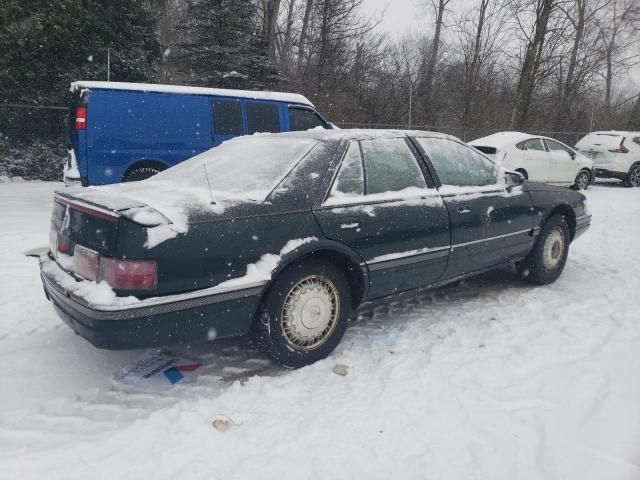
[509,0,556,129]
[423,0,452,120]
[261,0,282,62]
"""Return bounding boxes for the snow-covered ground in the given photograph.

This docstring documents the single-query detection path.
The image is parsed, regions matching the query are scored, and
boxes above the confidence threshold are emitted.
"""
[1,181,639,479]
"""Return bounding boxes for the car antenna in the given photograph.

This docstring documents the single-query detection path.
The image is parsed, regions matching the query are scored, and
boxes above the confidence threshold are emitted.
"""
[202,163,216,205]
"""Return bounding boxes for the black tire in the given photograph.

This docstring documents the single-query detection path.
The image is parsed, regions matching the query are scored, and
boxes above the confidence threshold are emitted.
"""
[123,166,163,182]
[252,258,353,368]
[623,164,640,188]
[573,169,590,190]
[515,168,528,180]
[519,214,571,285]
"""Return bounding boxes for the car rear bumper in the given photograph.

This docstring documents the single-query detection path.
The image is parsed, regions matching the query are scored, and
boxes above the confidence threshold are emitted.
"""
[40,255,264,350]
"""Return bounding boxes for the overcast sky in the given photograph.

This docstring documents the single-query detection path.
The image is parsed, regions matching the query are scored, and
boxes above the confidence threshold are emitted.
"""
[361,0,427,35]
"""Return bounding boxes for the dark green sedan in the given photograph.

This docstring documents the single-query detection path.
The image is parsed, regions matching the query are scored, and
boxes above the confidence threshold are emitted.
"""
[40,130,591,367]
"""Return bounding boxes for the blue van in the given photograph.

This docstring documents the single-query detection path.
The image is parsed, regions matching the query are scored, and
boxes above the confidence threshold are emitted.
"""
[64,81,331,186]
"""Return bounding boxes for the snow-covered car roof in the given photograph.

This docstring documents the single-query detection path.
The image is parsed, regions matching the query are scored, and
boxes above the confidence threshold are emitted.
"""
[70,81,315,107]
[469,131,537,148]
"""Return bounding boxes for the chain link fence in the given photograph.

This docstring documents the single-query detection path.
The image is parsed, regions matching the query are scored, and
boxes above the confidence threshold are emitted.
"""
[1,104,590,182]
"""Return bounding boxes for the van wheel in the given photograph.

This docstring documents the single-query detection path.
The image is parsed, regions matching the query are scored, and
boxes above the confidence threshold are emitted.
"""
[518,214,570,285]
[573,170,590,190]
[123,166,163,182]
[252,258,352,368]
[624,164,640,188]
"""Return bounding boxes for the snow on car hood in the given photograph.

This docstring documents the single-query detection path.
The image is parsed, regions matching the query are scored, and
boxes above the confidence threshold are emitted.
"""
[469,131,535,148]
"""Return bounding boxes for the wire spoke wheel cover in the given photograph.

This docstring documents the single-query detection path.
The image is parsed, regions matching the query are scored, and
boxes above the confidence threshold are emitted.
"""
[281,275,340,351]
[543,226,566,271]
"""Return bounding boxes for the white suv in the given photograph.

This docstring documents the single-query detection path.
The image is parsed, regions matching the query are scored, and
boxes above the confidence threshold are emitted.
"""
[575,131,640,187]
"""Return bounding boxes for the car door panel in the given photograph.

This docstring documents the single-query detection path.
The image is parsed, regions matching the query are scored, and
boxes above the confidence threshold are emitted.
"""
[414,136,536,280]
[313,138,451,300]
[440,188,535,278]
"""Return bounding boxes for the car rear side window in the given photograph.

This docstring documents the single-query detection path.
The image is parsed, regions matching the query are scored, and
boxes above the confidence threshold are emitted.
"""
[289,107,326,131]
[520,138,546,151]
[246,101,281,134]
[360,138,427,195]
[417,137,498,187]
[329,142,364,198]
[545,139,574,156]
[212,100,243,136]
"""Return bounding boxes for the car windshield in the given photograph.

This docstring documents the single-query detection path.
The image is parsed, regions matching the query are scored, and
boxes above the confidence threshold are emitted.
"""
[150,135,318,200]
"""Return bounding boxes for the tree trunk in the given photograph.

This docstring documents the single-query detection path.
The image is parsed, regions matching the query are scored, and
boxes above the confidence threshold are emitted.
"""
[282,0,297,70]
[554,0,585,130]
[262,0,282,62]
[297,0,314,71]
[423,0,448,121]
[461,0,489,139]
[627,92,640,130]
[510,0,555,130]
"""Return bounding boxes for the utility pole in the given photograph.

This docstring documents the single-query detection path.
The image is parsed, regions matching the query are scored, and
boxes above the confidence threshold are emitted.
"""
[409,81,413,129]
[107,48,111,82]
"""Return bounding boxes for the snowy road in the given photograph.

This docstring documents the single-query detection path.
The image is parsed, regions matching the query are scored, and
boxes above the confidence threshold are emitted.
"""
[1,181,639,479]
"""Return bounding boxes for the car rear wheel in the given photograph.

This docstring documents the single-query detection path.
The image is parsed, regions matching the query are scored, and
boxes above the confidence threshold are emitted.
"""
[252,258,352,368]
[573,170,590,190]
[123,166,163,182]
[519,214,570,285]
[624,164,640,188]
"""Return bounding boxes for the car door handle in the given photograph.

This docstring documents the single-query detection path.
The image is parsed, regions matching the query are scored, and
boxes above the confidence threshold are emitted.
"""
[340,217,360,229]
[457,206,471,214]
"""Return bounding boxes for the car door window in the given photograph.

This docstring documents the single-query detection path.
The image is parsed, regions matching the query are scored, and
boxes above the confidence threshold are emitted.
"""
[416,137,499,187]
[289,107,326,131]
[212,100,243,136]
[329,142,364,198]
[360,138,427,194]
[246,102,281,134]
[545,139,574,157]
[522,138,546,151]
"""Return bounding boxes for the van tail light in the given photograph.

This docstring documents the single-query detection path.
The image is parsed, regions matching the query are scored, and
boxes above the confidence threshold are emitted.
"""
[75,107,87,130]
[56,234,70,255]
[609,142,629,153]
[99,257,157,290]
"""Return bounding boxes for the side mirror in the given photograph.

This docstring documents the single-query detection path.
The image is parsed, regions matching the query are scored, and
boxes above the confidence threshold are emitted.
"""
[505,171,524,191]
[569,150,576,160]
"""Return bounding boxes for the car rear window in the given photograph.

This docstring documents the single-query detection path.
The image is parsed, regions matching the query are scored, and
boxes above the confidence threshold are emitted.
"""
[246,102,281,134]
[212,100,243,136]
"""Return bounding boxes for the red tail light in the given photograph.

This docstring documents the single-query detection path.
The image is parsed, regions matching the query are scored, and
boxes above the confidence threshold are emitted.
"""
[57,234,70,255]
[75,107,87,130]
[99,257,157,290]
[609,143,629,153]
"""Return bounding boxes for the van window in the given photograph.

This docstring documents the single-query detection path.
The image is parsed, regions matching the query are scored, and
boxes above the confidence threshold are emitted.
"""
[212,100,243,136]
[246,102,281,134]
[289,107,326,131]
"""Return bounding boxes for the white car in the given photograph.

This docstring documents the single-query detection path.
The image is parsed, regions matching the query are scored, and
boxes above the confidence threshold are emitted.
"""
[469,132,595,190]
[574,131,640,187]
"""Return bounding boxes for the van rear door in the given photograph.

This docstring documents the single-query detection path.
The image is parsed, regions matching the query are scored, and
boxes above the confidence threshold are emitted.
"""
[65,88,89,186]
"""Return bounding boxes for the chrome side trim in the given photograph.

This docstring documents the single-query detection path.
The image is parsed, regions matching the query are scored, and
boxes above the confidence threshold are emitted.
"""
[451,228,532,250]
[367,249,450,272]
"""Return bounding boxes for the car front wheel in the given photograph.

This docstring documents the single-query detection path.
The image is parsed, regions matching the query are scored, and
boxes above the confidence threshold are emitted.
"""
[624,164,640,188]
[252,258,352,368]
[573,170,590,190]
[519,214,570,285]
